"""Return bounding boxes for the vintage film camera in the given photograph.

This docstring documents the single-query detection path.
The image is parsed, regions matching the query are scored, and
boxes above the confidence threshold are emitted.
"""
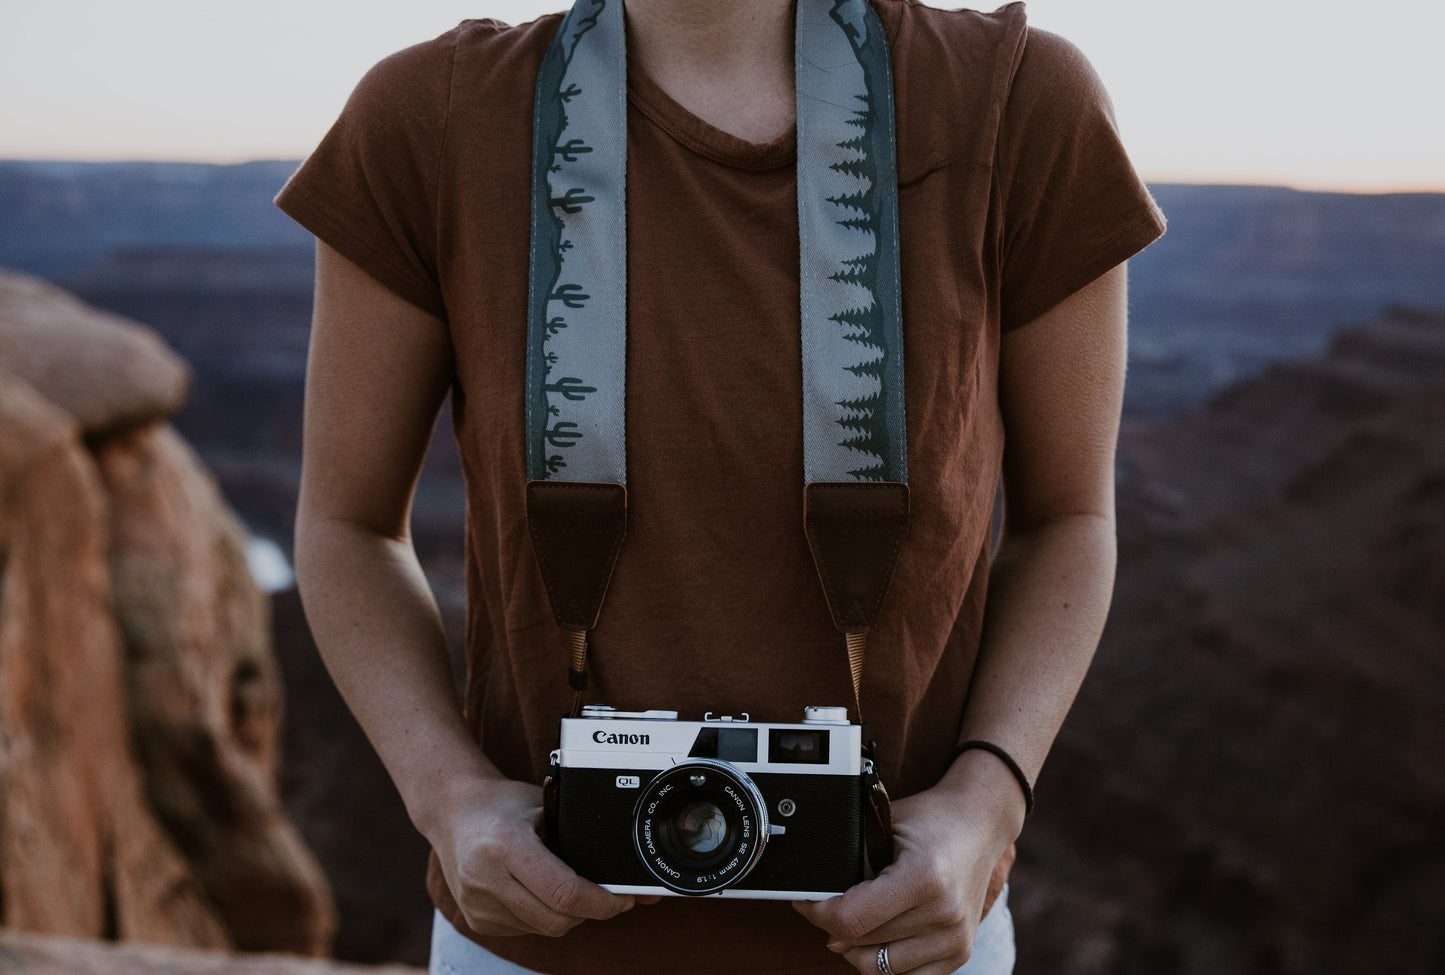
[546,705,874,899]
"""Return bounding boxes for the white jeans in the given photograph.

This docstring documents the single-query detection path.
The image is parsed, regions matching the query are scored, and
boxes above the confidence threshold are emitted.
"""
[430,886,1015,975]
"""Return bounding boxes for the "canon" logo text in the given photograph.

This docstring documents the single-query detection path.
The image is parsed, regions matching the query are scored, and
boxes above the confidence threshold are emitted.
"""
[593,730,650,745]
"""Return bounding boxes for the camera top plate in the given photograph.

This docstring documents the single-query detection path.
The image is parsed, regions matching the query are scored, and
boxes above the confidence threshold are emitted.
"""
[556,705,863,775]
[580,705,679,721]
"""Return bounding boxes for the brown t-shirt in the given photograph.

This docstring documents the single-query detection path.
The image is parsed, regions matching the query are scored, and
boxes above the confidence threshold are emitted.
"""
[275,2,1165,972]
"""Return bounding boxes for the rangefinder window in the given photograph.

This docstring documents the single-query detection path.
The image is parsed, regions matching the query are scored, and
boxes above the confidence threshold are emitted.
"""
[688,727,759,762]
[768,729,829,764]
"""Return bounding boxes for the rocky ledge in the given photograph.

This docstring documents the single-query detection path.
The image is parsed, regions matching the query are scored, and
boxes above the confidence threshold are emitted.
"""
[1013,307,1445,974]
[0,268,332,954]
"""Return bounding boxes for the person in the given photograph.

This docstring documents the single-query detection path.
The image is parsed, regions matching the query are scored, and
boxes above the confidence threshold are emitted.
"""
[274,0,1165,972]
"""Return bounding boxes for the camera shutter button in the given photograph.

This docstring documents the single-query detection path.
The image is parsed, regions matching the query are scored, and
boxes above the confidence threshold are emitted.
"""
[802,706,850,724]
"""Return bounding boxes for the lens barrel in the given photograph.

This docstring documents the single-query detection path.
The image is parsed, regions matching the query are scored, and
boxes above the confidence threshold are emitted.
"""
[631,759,770,895]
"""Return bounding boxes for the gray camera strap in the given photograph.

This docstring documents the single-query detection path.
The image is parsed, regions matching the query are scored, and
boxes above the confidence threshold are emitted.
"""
[524,1,909,857]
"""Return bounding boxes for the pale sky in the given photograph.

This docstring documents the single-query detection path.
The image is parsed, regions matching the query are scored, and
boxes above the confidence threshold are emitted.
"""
[2,0,1441,192]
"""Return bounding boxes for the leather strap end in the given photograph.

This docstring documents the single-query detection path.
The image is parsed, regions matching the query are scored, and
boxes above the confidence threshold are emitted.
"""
[526,480,627,630]
[862,759,896,872]
[804,481,909,633]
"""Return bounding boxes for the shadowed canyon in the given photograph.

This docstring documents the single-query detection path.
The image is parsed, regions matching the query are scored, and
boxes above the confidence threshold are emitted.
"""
[1,162,1442,972]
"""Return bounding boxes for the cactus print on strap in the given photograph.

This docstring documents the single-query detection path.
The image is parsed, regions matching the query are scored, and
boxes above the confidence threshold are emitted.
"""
[526,0,906,486]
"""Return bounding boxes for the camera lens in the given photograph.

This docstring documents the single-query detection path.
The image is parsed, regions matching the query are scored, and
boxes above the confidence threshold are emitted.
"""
[632,759,770,895]
[668,800,728,856]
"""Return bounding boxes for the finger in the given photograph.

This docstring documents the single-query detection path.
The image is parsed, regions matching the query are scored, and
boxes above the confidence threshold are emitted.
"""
[907,964,971,975]
[834,902,947,948]
[496,874,588,938]
[793,866,920,945]
[455,880,568,939]
[507,840,636,922]
[839,942,878,975]
[454,906,534,938]
[792,895,836,926]
[842,930,967,975]
[458,909,553,939]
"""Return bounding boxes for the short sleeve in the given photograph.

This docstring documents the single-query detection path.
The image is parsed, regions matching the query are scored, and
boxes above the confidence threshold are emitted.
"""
[996,27,1166,331]
[274,32,457,319]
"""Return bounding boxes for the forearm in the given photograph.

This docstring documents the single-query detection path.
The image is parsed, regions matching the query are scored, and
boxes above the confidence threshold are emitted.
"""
[939,511,1117,824]
[795,514,1117,955]
[294,513,502,837]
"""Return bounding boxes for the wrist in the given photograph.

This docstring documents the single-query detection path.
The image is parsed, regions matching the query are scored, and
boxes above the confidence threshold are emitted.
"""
[405,752,508,841]
[937,747,1029,844]
[953,740,1034,815]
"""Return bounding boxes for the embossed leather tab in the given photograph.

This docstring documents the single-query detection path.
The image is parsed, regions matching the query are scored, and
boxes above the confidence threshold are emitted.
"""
[527,481,627,630]
[864,758,896,872]
[803,482,909,633]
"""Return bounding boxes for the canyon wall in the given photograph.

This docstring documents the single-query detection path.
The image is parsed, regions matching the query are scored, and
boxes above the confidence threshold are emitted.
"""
[0,269,333,955]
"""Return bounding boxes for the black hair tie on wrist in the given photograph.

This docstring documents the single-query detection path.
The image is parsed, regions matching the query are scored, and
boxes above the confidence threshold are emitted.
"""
[953,740,1036,815]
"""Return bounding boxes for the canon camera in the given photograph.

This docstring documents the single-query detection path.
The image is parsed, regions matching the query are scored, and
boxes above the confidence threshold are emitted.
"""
[545,705,875,899]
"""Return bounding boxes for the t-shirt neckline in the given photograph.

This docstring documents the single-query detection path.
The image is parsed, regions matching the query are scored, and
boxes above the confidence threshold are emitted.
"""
[626,62,797,173]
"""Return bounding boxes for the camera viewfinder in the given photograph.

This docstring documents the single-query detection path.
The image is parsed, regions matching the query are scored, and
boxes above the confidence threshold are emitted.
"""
[768,729,830,764]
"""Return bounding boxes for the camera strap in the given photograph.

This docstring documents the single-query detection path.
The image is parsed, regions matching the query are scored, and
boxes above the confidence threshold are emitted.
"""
[525,0,908,865]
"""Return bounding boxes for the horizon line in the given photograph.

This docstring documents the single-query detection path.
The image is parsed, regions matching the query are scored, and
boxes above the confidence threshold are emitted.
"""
[2,155,1443,197]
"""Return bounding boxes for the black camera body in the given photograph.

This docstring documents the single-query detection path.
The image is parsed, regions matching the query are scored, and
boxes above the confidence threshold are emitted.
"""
[546,705,871,898]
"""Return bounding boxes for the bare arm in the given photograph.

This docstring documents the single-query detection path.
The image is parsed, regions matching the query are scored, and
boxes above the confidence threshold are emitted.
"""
[295,240,635,937]
[798,263,1129,973]
[954,261,1128,801]
[295,239,482,829]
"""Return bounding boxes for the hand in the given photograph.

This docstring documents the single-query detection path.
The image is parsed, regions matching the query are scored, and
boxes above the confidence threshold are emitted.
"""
[425,773,640,938]
[793,761,1022,974]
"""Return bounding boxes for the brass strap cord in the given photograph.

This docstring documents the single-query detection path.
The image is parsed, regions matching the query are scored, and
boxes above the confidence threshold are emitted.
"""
[566,629,589,717]
[844,630,896,871]
[802,485,909,873]
[846,631,867,713]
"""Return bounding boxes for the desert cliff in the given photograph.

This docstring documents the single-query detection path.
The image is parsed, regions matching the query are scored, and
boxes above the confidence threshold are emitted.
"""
[4,164,1445,971]
[0,269,333,956]
[1010,307,1445,973]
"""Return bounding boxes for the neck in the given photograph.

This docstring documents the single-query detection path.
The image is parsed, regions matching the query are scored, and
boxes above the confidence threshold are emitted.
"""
[625,0,793,73]
[623,0,795,143]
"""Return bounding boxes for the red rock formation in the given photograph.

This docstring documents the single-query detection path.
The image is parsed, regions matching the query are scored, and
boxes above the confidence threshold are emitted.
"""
[0,269,189,438]
[0,377,226,946]
[95,425,334,954]
[0,269,333,956]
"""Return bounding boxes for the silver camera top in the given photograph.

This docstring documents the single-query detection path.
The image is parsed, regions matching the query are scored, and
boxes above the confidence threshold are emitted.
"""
[557,704,862,775]
[580,705,680,721]
[580,704,851,725]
